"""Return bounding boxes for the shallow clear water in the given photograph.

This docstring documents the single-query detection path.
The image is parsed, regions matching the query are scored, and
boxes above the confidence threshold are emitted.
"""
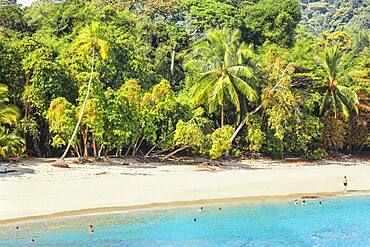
[1,196,370,246]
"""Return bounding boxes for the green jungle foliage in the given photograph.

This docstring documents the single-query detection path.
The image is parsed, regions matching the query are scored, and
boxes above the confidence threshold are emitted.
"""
[301,0,370,35]
[0,0,369,160]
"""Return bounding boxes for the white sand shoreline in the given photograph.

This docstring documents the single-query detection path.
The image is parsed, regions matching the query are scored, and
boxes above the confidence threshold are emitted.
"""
[0,157,369,224]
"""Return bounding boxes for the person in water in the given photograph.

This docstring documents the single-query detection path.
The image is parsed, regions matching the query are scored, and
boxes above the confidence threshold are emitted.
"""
[294,199,298,205]
[88,224,94,233]
[343,176,348,195]
[198,207,204,212]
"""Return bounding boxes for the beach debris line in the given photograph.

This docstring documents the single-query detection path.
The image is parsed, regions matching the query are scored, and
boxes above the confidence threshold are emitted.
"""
[197,162,226,170]
[52,159,70,168]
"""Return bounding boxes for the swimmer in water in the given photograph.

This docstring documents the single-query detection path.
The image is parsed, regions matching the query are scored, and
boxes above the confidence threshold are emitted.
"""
[294,199,298,205]
[198,207,204,212]
[219,207,222,211]
[88,224,94,233]
[194,218,197,222]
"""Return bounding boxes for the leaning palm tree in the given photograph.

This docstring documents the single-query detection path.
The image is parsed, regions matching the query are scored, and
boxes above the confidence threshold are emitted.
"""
[187,29,259,127]
[317,44,359,120]
[55,22,108,166]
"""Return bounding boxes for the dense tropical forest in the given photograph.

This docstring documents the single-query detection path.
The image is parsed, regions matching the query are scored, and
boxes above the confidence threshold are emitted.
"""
[0,0,369,161]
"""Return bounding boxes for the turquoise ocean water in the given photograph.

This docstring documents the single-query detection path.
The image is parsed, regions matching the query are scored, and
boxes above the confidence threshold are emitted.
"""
[1,196,370,246]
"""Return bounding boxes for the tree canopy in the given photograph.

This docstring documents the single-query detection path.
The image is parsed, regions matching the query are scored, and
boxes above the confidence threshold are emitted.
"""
[0,0,368,160]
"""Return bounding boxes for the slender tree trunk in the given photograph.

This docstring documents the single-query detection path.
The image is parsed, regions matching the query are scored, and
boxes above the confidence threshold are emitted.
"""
[98,144,104,158]
[59,48,95,160]
[82,128,88,159]
[229,105,262,143]
[164,146,189,160]
[221,102,224,127]
[118,146,122,157]
[77,142,82,157]
[134,137,145,156]
[125,145,131,157]
[72,144,81,158]
[132,139,139,156]
[92,138,97,158]
[170,44,176,77]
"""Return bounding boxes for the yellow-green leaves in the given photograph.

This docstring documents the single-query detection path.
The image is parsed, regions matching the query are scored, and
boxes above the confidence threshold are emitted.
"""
[208,125,234,159]
[73,21,109,60]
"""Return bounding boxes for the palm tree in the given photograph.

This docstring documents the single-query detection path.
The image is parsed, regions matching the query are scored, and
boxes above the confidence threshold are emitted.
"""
[56,22,108,164]
[317,44,359,120]
[0,84,19,125]
[187,29,259,127]
[0,84,23,158]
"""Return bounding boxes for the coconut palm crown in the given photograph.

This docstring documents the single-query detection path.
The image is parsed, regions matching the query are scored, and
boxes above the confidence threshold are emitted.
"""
[317,44,359,120]
[187,29,259,126]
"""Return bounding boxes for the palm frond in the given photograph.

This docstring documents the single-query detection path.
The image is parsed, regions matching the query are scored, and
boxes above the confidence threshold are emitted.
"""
[208,77,225,113]
[224,76,240,112]
[336,85,359,114]
[230,75,258,102]
[229,66,254,78]
[337,97,350,120]
[0,106,19,125]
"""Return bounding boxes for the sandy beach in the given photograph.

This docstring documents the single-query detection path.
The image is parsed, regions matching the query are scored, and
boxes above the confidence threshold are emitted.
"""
[0,157,369,224]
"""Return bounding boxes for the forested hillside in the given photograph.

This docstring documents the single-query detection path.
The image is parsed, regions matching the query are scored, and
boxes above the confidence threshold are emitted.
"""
[301,0,370,34]
[0,0,369,160]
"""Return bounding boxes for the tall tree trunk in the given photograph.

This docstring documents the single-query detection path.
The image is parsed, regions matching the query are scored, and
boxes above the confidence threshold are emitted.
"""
[59,48,95,160]
[82,127,88,159]
[170,44,176,77]
[221,102,224,127]
[92,138,97,158]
